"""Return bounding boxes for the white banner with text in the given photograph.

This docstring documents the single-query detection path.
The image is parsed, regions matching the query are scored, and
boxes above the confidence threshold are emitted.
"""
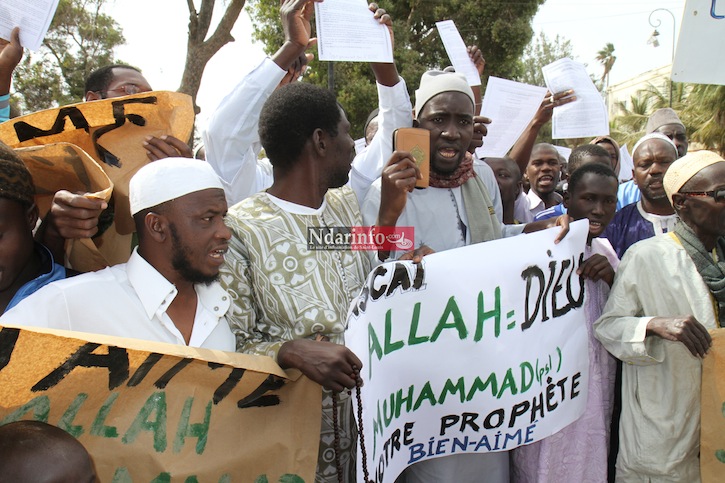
[346,220,590,482]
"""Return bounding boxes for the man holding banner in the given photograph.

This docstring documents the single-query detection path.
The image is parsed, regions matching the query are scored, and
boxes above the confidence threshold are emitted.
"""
[361,68,571,483]
[595,150,724,482]
[1,158,235,350]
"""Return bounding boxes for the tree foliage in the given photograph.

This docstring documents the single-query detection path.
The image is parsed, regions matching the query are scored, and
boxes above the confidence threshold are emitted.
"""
[248,0,545,138]
[595,42,616,88]
[682,84,725,156]
[12,0,125,112]
[514,32,573,88]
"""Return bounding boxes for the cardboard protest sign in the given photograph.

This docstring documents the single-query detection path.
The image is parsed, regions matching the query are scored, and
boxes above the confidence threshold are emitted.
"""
[345,221,590,481]
[0,91,194,237]
[15,143,113,218]
[0,325,321,482]
[14,143,115,272]
[701,328,725,482]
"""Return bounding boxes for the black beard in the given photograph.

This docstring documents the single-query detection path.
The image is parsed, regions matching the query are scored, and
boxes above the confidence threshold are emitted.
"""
[169,224,218,286]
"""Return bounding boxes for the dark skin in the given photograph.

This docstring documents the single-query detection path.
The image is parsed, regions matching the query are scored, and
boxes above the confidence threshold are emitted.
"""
[139,189,230,345]
[632,139,677,216]
[42,66,193,256]
[654,123,688,158]
[379,92,572,251]
[0,421,98,483]
[270,0,420,391]
[525,144,562,208]
[564,173,618,286]
[0,200,42,313]
[0,27,22,99]
[485,157,522,225]
[642,162,725,358]
[509,89,576,175]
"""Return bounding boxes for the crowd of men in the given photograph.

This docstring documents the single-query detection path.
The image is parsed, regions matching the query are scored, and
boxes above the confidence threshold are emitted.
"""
[0,0,723,482]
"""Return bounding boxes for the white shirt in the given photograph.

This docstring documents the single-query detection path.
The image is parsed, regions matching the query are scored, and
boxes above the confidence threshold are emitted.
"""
[525,188,546,217]
[594,233,717,481]
[203,57,413,206]
[514,190,534,223]
[1,250,236,351]
[361,161,523,258]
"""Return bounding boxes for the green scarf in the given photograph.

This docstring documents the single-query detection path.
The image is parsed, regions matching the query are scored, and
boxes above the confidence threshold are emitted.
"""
[674,220,725,325]
[461,173,502,244]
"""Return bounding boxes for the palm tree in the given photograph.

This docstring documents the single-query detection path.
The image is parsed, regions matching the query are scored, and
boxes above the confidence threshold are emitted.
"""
[596,43,616,89]
[681,84,725,156]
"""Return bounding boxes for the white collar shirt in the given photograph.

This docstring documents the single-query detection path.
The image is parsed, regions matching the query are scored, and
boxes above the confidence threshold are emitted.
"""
[1,249,236,351]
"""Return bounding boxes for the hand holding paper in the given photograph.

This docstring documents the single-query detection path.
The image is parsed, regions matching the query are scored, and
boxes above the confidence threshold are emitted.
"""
[542,58,609,139]
[436,20,481,86]
[0,0,60,51]
[314,0,393,62]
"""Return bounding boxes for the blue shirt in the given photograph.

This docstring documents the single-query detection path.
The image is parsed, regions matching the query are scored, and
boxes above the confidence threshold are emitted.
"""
[617,180,641,211]
[6,244,67,311]
[533,203,566,221]
[602,202,678,260]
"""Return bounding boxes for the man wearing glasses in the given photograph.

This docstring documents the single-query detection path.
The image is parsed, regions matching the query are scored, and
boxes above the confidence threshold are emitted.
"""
[84,64,193,160]
[595,150,724,482]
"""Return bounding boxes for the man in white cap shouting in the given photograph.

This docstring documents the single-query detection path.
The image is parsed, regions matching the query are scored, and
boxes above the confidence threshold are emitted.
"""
[1,158,235,351]
[595,150,724,482]
[361,69,570,483]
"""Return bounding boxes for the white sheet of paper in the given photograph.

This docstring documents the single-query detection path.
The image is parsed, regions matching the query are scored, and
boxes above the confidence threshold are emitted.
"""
[619,144,634,181]
[0,0,60,51]
[435,20,481,86]
[314,0,393,63]
[542,58,609,139]
[475,77,547,158]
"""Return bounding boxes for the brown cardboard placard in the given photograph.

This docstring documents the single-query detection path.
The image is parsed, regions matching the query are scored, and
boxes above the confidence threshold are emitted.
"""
[0,325,321,482]
[0,91,194,270]
[700,328,725,482]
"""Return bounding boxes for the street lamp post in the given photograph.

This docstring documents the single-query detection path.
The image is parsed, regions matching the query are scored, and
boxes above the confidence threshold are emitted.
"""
[648,8,676,107]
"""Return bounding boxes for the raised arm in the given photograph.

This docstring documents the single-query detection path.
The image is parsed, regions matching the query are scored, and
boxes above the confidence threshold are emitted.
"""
[350,4,413,201]
[509,89,575,175]
[204,0,321,205]
[0,27,23,123]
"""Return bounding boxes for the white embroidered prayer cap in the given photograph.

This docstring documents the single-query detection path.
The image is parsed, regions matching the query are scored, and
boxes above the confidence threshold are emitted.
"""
[414,70,475,119]
[663,150,725,206]
[129,157,224,215]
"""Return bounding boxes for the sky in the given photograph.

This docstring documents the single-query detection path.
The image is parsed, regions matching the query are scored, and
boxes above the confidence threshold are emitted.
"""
[103,0,687,131]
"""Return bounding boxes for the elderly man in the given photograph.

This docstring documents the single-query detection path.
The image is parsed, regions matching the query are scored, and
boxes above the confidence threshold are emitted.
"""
[1,158,235,351]
[595,150,724,482]
[603,133,679,259]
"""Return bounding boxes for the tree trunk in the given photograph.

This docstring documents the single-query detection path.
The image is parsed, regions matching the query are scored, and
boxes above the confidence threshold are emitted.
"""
[178,0,246,114]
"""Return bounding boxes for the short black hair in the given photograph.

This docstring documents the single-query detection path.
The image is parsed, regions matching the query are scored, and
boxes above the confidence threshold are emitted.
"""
[568,144,611,173]
[85,64,142,95]
[258,82,341,170]
[568,162,618,195]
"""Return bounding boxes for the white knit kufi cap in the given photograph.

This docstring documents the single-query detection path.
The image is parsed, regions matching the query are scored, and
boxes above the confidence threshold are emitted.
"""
[129,157,224,215]
[663,150,725,206]
[632,132,678,158]
[414,70,475,119]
